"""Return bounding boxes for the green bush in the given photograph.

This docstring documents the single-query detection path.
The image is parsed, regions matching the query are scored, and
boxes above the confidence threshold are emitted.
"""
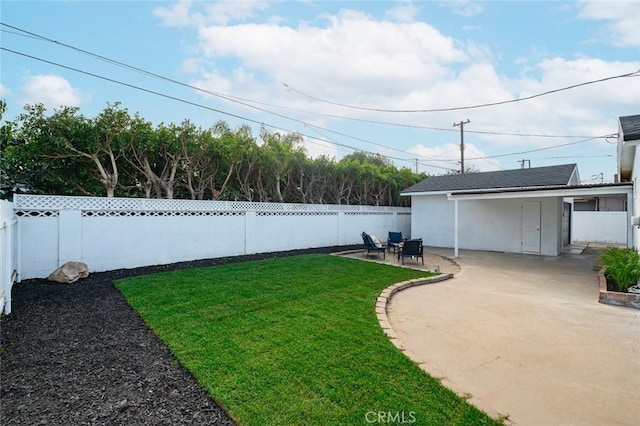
[600,247,640,292]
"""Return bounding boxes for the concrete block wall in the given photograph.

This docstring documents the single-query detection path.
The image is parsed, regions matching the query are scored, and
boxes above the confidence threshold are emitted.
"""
[572,211,628,245]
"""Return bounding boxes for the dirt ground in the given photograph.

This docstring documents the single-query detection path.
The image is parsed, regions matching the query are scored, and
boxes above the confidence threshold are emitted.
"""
[0,246,358,425]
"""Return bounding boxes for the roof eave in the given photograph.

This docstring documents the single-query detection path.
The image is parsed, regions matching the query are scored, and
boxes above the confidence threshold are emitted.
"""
[448,183,633,201]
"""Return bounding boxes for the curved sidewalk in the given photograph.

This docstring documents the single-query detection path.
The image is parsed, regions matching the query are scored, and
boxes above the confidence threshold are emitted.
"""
[386,248,640,426]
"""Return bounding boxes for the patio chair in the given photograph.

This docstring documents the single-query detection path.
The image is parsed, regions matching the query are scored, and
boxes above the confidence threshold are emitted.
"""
[387,231,404,253]
[398,239,423,265]
[361,232,386,259]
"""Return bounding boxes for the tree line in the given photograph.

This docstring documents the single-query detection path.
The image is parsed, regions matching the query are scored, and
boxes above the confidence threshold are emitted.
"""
[0,101,428,206]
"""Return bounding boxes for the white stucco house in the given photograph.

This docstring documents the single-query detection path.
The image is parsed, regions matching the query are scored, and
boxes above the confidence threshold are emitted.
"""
[617,114,640,245]
[401,163,633,257]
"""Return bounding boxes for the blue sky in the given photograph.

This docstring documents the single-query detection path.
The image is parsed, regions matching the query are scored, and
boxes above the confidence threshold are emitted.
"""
[1,1,639,182]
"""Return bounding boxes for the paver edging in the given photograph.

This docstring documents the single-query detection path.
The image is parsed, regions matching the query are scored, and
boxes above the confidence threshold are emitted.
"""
[375,273,453,339]
[598,266,640,310]
[374,271,513,424]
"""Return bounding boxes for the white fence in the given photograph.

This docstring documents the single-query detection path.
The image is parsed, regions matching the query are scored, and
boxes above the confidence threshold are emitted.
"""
[1,200,18,315]
[14,195,411,280]
[572,211,628,245]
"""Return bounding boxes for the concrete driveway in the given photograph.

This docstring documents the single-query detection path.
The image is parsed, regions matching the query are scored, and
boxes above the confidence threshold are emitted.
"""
[382,247,640,425]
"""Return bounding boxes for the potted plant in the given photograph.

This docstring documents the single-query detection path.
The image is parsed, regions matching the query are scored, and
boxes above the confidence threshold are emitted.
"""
[598,247,640,309]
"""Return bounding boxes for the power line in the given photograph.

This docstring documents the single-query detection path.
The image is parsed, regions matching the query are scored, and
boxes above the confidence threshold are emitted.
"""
[1,23,462,165]
[0,46,432,163]
[464,136,602,161]
[303,125,457,172]
[1,24,618,172]
[2,46,455,172]
[283,68,640,113]
[4,44,605,171]
[0,23,614,141]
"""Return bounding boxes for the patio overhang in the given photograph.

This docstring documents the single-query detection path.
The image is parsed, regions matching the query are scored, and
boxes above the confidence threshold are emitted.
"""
[444,183,634,257]
[447,183,633,201]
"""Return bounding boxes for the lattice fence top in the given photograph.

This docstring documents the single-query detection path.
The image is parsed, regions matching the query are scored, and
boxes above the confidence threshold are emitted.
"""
[13,195,410,213]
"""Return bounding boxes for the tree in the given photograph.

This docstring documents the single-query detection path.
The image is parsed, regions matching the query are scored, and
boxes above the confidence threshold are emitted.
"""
[218,122,259,201]
[258,128,305,202]
[3,101,429,206]
[150,121,186,199]
[120,113,158,198]
[181,124,234,200]
[444,164,480,175]
[4,103,101,197]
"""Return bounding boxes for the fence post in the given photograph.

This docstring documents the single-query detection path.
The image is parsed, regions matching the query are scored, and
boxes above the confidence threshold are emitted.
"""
[0,200,16,315]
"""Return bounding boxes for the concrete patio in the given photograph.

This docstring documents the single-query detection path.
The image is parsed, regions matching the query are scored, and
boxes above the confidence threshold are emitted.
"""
[342,246,640,425]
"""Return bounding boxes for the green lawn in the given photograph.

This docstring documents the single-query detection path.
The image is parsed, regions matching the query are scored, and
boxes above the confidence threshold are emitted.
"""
[115,254,500,426]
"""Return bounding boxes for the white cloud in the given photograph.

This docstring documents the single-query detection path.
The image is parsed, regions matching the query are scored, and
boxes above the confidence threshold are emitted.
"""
[0,83,9,97]
[385,0,419,23]
[302,136,339,160]
[21,75,87,109]
[195,8,468,106]
[189,70,234,97]
[409,142,501,174]
[440,0,484,18]
[161,1,638,174]
[154,0,269,27]
[579,0,640,47]
[154,0,198,27]
[201,0,269,25]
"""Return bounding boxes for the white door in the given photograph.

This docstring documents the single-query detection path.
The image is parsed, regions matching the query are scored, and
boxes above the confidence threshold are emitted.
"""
[522,202,541,253]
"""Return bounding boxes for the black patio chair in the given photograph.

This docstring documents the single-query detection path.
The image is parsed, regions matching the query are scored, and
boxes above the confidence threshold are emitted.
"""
[361,232,386,259]
[387,231,404,253]
[398,238,423,265]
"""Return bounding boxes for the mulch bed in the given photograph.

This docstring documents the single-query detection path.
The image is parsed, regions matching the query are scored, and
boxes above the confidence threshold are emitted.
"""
[1,246,358,425]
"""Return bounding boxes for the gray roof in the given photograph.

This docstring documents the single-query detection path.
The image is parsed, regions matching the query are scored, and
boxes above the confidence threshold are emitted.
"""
[402,163,578,194]
[620,114,640,141]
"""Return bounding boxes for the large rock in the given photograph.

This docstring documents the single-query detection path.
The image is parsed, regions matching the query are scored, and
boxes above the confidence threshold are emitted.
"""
[47,261,90,284]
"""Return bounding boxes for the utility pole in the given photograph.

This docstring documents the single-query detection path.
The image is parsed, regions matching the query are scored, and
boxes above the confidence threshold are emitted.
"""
[453,119,470,174]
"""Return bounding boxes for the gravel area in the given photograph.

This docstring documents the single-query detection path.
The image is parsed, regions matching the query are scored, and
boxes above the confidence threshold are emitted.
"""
[0,246,358,425]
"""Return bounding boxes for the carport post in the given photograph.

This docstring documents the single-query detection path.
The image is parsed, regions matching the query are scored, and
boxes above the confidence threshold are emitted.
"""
[454,199,459,258]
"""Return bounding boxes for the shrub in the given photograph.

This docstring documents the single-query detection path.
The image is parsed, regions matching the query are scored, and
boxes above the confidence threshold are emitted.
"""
[600,247,640,292]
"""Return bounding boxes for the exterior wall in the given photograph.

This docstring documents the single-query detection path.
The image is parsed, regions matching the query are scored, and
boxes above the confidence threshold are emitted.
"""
[410,195,455,247]
[14,195,411,279]
[411,194,563,256]
[572,211,628,244]
[633,151,640,248]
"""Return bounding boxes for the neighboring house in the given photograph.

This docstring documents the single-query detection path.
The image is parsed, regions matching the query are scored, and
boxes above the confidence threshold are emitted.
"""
[617,114,640,245]
[401,163,633,256]
[573,195,626,212]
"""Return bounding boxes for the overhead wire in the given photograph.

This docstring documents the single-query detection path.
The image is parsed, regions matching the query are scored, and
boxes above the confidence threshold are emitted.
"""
[1,23,455,164]
[283,68,640,113]
[0,22,614,141]
[2,46,443,169]
[464,136,604,161]
[1,22,622,172]
[302,124,457,172]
